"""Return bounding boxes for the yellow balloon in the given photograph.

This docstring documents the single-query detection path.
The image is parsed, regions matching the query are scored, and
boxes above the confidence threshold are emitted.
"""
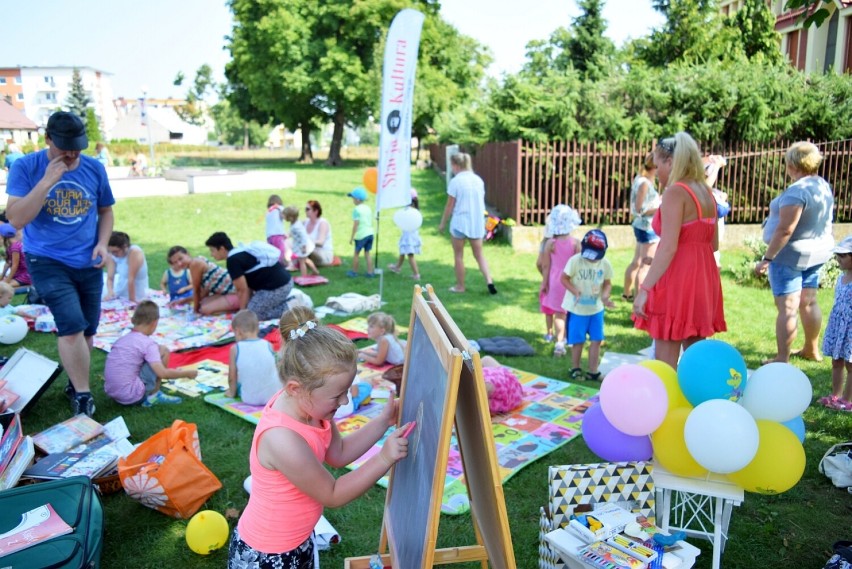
[651,407,707,477]
[640,359,690,410]
[186,510,230,555]
[727,420,805,495]
[363,167,378,194]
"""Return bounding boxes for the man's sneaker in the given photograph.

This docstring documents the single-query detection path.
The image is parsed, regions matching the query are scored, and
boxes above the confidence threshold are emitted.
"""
[64,380,76,401]
[142,390,182,407]
[71,392,95,417]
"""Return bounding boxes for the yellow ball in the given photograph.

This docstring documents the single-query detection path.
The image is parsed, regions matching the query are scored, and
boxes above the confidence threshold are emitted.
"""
[186,510,230,555]
[727,420,806,495]
[651,407,707,477]
[640,359,690,410]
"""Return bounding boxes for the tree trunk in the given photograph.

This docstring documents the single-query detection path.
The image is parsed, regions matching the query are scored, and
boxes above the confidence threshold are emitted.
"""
[325,108,345,167]
[415,137,421,160]
[299,122,313,164]
[243,122,249,150]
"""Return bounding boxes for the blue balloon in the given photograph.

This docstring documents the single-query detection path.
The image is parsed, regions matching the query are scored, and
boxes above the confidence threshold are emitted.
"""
[581,402,653,462]
[677,340,748,406]
[781,415,806,443]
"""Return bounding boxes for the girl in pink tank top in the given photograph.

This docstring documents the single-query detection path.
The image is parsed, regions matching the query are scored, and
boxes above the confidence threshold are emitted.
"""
[230,308,413,568]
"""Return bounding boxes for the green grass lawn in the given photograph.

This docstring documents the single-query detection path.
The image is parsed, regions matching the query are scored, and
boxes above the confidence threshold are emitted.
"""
[6,161,850,568]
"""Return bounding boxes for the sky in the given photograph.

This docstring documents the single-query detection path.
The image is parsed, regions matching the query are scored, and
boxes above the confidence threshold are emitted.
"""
[4,0,663,100]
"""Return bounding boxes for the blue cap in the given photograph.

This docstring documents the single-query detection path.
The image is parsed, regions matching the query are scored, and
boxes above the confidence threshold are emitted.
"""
[348,187,368,201]
[581,229,608,261]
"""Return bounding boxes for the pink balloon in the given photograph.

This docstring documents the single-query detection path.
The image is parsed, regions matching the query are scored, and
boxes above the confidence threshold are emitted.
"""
[599,364,668,436]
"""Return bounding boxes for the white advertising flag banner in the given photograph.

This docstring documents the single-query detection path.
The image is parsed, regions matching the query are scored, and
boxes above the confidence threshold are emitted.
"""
[376,8,424,212]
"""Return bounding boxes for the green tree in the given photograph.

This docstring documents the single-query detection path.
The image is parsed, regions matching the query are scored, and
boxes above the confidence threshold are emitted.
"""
[84,108,102,143]
[784,0,832,27]
[173,64,215,126]
[725,0,783,63]
[209,99,269,147]
[65,68,91,118]
[566,0,614,80]
[640,0,726,66]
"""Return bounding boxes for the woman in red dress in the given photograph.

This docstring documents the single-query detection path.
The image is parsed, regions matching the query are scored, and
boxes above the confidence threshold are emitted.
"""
[632,132,726,369]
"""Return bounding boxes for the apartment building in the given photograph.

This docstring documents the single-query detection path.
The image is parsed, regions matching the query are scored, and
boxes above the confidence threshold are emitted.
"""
[0,66,117,132]
[720,0,852,73]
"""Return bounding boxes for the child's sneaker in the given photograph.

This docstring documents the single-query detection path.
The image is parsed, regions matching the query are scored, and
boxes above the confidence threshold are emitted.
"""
[387,263,400,274]
[70,392,95,417]
[543,333,554,342]
[64,380,76,401]
[142,390,182,407]
[411,273,420,280]
[346,270,359,278]
[553,342,566,357]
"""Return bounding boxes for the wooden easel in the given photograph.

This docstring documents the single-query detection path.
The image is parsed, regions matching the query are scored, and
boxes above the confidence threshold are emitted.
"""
[345,285,515,569]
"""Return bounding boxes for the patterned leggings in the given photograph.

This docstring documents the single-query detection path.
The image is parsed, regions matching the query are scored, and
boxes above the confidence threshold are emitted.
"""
[228,527,314,569]
[248,281,294,321]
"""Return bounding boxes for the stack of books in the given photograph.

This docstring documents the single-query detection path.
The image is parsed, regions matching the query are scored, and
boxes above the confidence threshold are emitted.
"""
[22,416,134,482]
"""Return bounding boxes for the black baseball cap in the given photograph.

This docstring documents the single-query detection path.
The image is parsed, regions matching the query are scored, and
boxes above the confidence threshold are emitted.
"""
[46,111,88,151]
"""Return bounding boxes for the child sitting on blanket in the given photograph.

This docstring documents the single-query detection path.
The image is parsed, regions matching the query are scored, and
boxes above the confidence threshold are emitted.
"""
[104,300,194,407]
[160,250,193,305]
[359,312,406,366]
[227,309,280,405]
[481,355,524,415]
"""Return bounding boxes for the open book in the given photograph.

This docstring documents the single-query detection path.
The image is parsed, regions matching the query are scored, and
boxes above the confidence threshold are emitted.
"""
[0,504,73,557]
[32,415,104,455]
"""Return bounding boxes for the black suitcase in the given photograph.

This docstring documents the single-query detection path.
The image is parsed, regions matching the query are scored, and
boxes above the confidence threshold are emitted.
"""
[0,476,104,568]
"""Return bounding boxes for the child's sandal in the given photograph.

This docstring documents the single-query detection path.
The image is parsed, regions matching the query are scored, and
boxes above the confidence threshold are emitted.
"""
[553,343,567,357]
[569,368,583,380]
[585,371,602,381]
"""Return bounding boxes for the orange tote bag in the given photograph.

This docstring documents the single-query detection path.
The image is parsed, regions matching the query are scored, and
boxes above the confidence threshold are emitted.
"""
[118,420,222,519]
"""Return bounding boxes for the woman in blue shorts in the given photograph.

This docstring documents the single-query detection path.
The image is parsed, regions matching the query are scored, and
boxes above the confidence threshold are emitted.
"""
[755,142,835,364]
[623,153,660,301]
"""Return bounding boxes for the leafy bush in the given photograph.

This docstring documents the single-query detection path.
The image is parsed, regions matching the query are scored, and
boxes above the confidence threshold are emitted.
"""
[731,235,839,289]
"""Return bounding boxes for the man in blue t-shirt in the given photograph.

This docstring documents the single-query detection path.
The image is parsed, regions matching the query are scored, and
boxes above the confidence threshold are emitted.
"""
[5,111,115,418]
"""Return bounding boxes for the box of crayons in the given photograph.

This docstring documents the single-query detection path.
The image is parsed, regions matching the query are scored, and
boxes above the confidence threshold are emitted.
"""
[576,540,647,569]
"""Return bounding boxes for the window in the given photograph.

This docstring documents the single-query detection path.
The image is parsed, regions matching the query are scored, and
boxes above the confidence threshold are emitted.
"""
[845,17,852,73]
[824,9,839,72]
[16,93,23,101]
[14,77,21,85]
[0,77,6,85]
[45,92,56,102]
[43,75,53,83]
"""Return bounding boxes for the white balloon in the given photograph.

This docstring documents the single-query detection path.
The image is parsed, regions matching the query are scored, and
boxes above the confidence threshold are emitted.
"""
[0,315,27,344]
[740,362,812,422]
[684,399,759,474]
[393,207,423,233]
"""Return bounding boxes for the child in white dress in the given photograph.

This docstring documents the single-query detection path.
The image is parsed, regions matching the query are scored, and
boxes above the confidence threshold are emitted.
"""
[387,190,421,280]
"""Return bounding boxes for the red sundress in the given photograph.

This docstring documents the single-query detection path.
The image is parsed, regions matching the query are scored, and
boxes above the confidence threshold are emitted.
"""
[632,182,726,341]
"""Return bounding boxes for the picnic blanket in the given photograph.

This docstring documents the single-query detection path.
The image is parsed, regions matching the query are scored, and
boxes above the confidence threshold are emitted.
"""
[161,359,230,397]
[204,365,598,515]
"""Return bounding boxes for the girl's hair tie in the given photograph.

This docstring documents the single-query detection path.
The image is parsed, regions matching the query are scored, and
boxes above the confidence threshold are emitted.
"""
[289,319,317,340]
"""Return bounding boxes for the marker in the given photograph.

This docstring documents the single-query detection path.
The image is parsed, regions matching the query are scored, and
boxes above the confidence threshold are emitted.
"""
[400,421,417,438]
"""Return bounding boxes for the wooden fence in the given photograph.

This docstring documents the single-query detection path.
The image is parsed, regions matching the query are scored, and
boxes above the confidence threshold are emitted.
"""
[429,138,852,226]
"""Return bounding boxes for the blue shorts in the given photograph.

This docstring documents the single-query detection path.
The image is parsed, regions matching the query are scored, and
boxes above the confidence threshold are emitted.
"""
[26,254,102,337]
[633,226,660,244]
[768,262,822,297]
[567,310,605,344]
[354,235,374,253]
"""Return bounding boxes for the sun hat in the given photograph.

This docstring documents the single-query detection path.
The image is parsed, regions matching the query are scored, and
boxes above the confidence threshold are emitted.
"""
[347,187,367,201]
[548,205,582,237]
[46,111,88,151]
[833,236,852,254]
[580,229,608,261]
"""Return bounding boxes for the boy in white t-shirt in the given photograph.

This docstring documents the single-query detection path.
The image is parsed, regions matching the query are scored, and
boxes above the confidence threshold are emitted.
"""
[561,229,615,382]
[226,309,280,405]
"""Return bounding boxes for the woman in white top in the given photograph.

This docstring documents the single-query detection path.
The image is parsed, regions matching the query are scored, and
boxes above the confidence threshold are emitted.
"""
[438,152,497,294]
[303,200,335,266]
[623,152,660,301]
[105,231,149,302]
